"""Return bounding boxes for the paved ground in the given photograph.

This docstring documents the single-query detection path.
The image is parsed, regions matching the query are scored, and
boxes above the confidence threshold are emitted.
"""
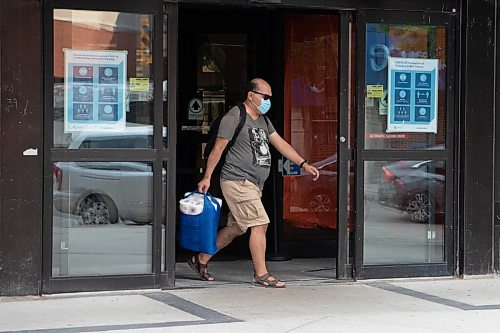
[1,259,500,333]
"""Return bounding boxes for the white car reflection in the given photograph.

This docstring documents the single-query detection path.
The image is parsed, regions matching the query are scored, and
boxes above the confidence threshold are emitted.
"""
[53,128,166,224]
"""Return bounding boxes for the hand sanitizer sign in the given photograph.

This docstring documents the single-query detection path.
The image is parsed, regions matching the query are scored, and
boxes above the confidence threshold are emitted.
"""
[387,57,438,133]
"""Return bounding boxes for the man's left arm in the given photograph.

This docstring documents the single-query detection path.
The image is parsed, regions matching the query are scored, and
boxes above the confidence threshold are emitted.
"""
[268,132,320,181]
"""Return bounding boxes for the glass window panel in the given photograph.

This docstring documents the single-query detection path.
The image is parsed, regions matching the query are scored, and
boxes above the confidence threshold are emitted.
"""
[53,9,154,148]
[163,15,168,147]
[282,14,339,240]
[162,161,167,272]
[348,161,355,260]
[349,22,356,149]
[364,24,447,150]
[363,160,446,265]
[52,161,153,276]
[496,116,500,270]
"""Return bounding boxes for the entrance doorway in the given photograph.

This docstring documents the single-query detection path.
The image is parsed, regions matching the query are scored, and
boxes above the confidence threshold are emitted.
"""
[175,6,355,278]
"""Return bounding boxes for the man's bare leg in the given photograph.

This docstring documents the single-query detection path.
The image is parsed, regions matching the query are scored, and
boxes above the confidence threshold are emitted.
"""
[249,224,285,287]
[197,223,244,264]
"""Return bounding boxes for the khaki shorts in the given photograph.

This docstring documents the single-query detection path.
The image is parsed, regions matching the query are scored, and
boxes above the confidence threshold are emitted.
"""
[220,179,270,233]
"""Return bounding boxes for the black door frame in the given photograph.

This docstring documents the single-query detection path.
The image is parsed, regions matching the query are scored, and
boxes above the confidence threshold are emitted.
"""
[40,0,460,294]
[354,9,457,279]
[336,11,355,279]
[42,0,178,293]
[173,5,354,277]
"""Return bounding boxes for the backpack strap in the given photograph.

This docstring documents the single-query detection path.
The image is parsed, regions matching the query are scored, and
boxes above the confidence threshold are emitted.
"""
[229,103,247,146]
[262,115,270,130]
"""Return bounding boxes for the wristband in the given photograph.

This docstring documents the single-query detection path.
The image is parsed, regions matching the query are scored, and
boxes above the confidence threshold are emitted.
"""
[299,159,308,168]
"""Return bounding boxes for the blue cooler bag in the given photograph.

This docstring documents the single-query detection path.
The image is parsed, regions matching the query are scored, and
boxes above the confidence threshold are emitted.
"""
[178,191,221,255]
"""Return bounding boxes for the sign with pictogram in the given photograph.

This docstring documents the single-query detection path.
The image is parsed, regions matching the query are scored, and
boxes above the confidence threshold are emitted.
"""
[387,57,438,133]
[379,90,388,115]
[64,49,127,132]
[188,97,204,120]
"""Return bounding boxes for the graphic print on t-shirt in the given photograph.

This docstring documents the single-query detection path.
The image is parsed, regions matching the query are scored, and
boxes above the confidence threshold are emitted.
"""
[249,127,271,167]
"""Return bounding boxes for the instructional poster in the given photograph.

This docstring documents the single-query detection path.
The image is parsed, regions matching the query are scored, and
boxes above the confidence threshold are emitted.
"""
[64,49,127,132]
[387,57,439,133]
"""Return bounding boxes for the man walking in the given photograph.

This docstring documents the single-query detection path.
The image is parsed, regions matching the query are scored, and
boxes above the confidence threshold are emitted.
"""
[193,78,320,288]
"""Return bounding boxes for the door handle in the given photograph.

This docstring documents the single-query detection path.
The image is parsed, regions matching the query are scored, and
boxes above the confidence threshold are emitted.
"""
[339,136,346,143]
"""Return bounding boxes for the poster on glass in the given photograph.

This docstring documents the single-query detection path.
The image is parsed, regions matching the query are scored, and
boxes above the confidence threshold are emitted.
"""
[64,49,127,132]
[387,57,438,133]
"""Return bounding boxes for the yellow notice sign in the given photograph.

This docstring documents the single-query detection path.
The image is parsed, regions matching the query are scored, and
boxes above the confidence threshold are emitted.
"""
[129,78,150,92]
[366,85,384,98]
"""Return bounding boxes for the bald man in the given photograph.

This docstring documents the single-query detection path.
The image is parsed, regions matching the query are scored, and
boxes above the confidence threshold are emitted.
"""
[192,78,319,288]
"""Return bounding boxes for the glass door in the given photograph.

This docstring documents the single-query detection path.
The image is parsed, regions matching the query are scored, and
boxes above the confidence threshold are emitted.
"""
[43,0,177,292]
[354,10,456,279]
[281,12,355,278]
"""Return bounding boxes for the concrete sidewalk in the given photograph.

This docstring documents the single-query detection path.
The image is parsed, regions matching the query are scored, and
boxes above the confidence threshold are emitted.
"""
[1,261,500,332]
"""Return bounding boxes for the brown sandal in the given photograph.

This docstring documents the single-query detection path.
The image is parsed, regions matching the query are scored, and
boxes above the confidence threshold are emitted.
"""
[252,273,286,288]
[188,255,214,281]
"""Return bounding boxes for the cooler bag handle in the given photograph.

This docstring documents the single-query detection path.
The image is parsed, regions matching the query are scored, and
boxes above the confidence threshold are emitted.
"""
[183,191,221,211]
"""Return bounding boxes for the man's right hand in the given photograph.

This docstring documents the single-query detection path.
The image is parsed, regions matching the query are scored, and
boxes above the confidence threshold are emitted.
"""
[198,177,211,193]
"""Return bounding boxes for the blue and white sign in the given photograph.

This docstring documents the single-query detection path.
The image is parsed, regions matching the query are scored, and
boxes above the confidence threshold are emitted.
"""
[387,57,438,133]
[281,157,301,176]
[64,49,127,132]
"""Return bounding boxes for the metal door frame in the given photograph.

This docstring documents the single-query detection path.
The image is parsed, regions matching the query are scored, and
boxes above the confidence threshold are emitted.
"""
[337,10,355,279]
[42,0,178,293]
[354,9,457,279]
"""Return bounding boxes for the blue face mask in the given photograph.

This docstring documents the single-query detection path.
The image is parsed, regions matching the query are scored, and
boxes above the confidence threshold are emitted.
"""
[257,99,271,114]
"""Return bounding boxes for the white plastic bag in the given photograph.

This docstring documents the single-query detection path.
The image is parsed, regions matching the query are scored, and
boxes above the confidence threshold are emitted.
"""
[179,192,222,215]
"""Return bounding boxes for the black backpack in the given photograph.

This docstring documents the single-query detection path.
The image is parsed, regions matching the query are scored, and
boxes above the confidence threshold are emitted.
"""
[203,103,247,161]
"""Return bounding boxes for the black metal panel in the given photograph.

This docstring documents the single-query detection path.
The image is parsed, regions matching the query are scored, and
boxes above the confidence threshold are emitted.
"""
[162,2,179,289]
[357,263,450,279]
[42,3,55,294]
[495,0,500,273]
[336,12,352,280]
[50,149,159,162]
[461,0,496,275]
[456,0,467,277]
[362,150,450,160]
[177,0,458,13]
[0,0,43,296]
[282,0,457,12]
[446,14,458,276]
[152,0,165,286]
[353,10,367,278]
[48,0,157,13]
[47,275,156,294]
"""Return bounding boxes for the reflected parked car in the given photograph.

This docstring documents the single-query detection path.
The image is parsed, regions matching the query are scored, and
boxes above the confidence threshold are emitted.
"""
[53,127,166,224]
[288,154,338,213]
[283,155,338,230]
[378,160,445,223]
[284,154,355,230]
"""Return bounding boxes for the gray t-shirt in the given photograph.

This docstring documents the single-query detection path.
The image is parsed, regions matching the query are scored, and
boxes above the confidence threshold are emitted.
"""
[218,106,276,190]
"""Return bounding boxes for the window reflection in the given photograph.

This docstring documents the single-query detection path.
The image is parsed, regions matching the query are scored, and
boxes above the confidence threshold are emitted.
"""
[364,160,445,265]
[163,15,168,147]
[364,24,447,150]
[52,161,165,276]
[53,9,157,148]
[283,14,339,240]
[66,125,166,149]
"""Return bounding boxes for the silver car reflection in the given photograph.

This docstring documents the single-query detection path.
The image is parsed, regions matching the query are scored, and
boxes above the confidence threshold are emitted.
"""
[53,128,166,224]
